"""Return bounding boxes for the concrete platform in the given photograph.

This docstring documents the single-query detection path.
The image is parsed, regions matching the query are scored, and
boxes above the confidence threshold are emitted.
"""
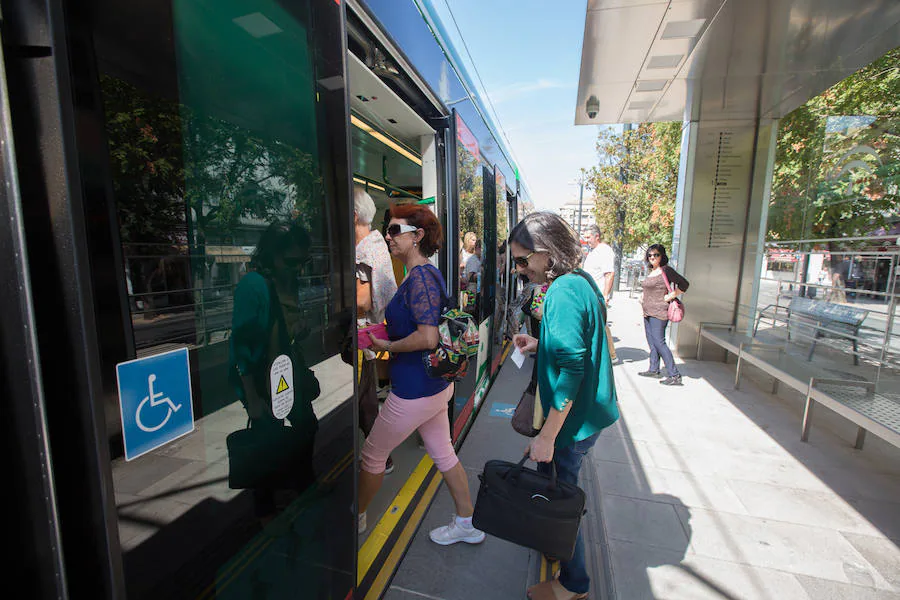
[387,293,900,600]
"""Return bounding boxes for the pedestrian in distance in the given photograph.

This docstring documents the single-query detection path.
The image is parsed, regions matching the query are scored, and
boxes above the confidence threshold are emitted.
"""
[359,204,485,546]
[639,243,689,385]
[510,212,620,600]
[582,224,617,362]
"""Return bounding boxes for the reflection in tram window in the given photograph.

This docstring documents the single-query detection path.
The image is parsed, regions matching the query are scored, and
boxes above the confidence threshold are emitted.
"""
[85,0,354,597]
[228,222,320,518]
[453,114,488,434]
[493,168,511,359]
[456,117,485,319]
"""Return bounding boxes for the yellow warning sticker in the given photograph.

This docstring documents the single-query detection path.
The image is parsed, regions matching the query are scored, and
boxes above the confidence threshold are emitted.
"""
[276,376,289,394]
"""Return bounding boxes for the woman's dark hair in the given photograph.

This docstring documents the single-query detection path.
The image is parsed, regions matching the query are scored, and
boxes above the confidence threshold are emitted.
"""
[645,243,669,267]
[390,203,444,257]
[251,221,311,275]
[509,211,582,281]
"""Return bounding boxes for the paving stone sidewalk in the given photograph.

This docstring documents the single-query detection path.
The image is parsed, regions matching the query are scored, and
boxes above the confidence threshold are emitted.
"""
[387,294,900,599]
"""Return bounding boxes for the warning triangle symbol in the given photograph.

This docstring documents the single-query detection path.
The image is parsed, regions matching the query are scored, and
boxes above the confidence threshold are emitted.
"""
[276,376,289,394]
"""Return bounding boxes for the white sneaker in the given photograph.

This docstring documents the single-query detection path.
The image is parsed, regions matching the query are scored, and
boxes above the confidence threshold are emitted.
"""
[429,515,485,546]
[358,510,367,534]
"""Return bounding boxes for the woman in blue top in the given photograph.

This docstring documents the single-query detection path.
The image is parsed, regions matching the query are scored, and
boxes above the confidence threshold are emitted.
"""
[361,204,484,546]
[511,212,620,600]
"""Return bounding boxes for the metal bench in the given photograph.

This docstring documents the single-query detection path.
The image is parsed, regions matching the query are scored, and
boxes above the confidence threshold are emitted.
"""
[754,296,868,365]
[698,323,900,450]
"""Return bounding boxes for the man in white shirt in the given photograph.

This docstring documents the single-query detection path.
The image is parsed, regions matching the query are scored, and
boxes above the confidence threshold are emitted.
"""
[583,225,617,361]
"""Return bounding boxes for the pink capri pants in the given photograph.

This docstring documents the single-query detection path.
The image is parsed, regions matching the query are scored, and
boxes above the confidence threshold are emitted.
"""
[361,384,459,474]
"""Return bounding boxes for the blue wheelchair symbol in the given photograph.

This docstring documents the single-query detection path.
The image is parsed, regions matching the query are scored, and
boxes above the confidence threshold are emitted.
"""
[117,348,194,461]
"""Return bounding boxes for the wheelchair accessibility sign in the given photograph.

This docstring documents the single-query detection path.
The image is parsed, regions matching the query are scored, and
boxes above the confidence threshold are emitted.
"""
[116,348,194,461]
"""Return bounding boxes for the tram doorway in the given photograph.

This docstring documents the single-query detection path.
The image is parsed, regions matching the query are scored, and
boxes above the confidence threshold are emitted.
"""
[347,30,447,550]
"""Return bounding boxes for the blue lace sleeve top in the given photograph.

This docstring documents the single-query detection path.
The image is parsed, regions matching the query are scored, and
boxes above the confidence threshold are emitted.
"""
[384,264,451,399]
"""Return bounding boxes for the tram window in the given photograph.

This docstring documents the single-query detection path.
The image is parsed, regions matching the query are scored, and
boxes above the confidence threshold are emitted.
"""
[493,169,511,358]
[456,117,485,319]
[80,0,355,597]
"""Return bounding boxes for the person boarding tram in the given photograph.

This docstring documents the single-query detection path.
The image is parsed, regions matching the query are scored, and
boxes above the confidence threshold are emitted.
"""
[510,212,620,600]
[359,204,485,546]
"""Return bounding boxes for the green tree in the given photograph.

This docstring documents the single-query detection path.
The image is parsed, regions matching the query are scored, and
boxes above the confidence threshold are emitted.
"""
[587,122,682,255]
[457,143,485,243]
[102,74,322,250]
[768,47,900,248]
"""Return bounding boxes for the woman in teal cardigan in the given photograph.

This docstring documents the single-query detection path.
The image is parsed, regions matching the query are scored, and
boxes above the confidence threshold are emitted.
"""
[511,212,619,600]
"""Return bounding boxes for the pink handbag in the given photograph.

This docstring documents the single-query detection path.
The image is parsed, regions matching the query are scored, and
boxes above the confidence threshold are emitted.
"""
[660,268,685,323]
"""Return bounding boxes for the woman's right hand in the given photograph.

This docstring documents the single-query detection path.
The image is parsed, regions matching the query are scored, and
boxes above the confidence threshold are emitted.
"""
[513,333,538,354]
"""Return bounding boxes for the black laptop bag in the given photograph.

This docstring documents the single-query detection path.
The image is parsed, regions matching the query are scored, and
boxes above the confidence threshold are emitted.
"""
[472,456,586,560]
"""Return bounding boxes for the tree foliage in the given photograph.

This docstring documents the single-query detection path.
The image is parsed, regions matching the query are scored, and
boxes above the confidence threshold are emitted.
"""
[587,122,682,255]
[768,47,900,248]
[457,143,485,242]
[101,75,322,250]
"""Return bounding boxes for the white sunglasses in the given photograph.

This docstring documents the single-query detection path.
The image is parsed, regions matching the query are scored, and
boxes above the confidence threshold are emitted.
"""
[386,223,419,236]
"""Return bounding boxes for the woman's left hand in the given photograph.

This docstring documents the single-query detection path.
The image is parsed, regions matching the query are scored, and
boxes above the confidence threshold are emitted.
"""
[664,291,677,302]
[526,434,555,463]
[368,332,391,352]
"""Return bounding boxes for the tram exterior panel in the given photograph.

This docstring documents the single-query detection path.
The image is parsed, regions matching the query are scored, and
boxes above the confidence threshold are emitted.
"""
[2,0,529,598]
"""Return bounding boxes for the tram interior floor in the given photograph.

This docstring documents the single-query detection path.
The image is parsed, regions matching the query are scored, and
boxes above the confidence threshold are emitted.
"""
[386,294,900,600]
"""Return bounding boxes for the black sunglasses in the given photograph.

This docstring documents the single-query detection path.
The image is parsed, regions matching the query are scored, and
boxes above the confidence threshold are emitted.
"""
[513,251,537,268]
[648,253,661,258]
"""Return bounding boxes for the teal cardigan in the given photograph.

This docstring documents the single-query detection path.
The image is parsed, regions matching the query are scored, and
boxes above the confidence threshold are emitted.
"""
[537,269,619,448]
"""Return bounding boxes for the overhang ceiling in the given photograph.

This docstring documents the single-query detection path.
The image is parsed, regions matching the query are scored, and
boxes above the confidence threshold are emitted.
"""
[575,0,900,124]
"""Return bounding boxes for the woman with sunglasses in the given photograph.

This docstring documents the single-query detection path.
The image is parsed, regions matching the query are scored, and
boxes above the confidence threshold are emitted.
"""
[510,212,619,600]
[640,243,689,385]
[229,221,320,524]
[359,204,485,546]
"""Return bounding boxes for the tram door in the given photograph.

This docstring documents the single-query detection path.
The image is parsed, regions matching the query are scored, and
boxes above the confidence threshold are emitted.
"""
[452,111,491,437]
[35,0,357,597]
[491,169,511,375]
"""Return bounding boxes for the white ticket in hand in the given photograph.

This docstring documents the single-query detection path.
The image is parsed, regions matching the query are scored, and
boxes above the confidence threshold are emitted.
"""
[511,346,526,369]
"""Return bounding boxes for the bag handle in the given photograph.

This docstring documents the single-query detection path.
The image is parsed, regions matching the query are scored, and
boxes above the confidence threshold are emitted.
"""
[660,266,675,294]
[508,454,558,492]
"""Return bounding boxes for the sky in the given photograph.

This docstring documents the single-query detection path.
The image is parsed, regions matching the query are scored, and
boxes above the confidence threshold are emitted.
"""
[427,0,600,212]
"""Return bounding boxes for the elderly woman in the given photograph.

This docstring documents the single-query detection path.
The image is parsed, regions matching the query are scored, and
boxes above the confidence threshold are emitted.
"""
[639,243,689,386]
[511,212,619,600]
[355,188,398,470]
[360,204,484,547]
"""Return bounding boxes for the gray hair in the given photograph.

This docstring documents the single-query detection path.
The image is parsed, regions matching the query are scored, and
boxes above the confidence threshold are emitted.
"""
[590,224,602,239]
[353,187,377,225]
[509,211,583,281]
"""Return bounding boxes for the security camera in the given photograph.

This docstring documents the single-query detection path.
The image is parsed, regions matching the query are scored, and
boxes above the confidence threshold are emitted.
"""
[585,95,599,120]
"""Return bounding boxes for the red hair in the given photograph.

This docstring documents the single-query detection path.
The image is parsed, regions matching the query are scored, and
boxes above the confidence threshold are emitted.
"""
[390,203,444,257]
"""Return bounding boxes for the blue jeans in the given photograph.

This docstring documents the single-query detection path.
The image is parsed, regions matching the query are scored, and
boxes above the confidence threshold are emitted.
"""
[644,316,680,377]
[536,432,600,594]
